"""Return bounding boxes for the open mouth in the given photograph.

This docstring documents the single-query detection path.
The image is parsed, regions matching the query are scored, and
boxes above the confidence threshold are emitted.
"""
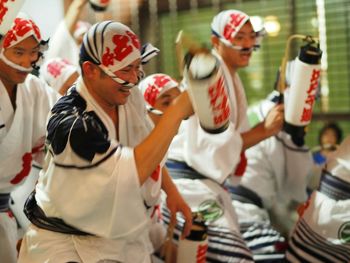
[119,87,132,94]
[239,49,253,55]
[240,53,252,59]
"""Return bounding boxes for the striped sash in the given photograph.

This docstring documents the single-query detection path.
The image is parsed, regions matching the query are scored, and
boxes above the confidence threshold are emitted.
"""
[166,160,206,180]
[319,170,350,201]
[226,184,264,209]
[286,219,350,262]
[240,222,287,262]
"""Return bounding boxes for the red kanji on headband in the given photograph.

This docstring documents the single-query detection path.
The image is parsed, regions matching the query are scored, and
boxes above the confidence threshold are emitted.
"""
[223,13,247,40]
[139,73,179,107]
[3,17,41,48]
[144,84,160,107]
[102,30,140,67]
[47,59,71,78]
[143,75,172,106]
[154,74,171,88]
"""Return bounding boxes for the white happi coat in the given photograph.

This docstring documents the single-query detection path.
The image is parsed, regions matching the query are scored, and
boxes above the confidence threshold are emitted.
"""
[286,135,350,262]
[230,99,313,261]
[168,54,250,231]
[45,21,80,67]
[234,99,313,224]
[0,74,59,193]
[19,78,163,263]
[0,74,59,263]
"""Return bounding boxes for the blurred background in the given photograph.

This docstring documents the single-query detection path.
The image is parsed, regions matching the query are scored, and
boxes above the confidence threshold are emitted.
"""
[24,0,350,148]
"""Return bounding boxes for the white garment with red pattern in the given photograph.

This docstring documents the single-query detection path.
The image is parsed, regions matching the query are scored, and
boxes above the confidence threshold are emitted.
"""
[0,74,59,263]
[286,136,350,262]
[0,74,59,193]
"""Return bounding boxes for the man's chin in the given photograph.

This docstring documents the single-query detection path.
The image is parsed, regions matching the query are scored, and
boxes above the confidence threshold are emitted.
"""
[15,72,29,83]
[239,61,250,68]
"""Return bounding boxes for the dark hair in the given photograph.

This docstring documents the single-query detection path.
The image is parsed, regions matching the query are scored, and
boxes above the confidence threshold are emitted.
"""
[318,122,343,145]
[79,41,100,75]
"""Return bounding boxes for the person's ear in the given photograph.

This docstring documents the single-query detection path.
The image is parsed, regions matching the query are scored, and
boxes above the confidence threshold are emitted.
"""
[211,35,220,50]
[82,61,99,79]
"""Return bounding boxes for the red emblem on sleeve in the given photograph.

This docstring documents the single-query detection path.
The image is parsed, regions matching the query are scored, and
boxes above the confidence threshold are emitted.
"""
[150,165,160,181]
[10,152,32,185]
[234,151,247,176]
[297,198,311,217]
[10,144,43,185]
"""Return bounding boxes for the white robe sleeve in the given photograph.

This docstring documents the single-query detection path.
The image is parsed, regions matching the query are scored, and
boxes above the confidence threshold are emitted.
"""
[45,21,80,66]
[242,100,313,207]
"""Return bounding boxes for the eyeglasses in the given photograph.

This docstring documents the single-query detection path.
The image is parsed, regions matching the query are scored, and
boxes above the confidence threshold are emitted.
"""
[218,30,265,52]
[219,37,261,52]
